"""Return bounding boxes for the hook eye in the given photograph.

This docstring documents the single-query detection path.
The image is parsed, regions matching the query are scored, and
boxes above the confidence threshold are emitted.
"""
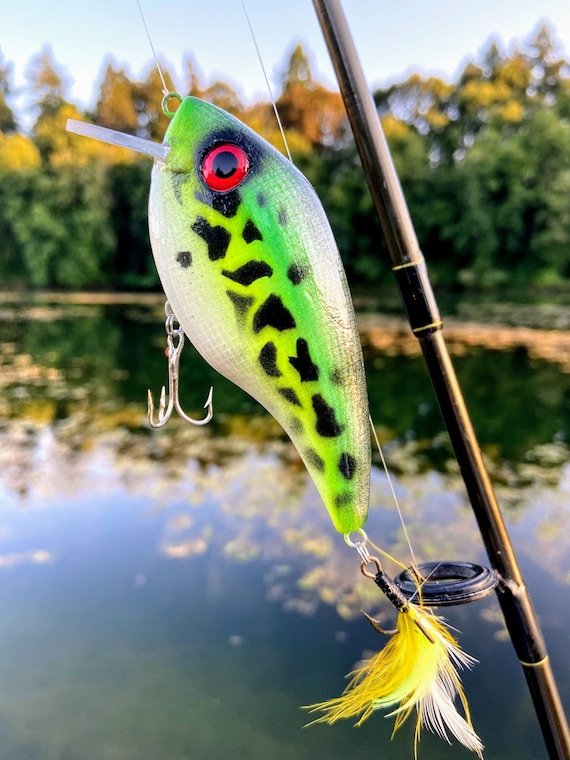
[162,92,182,117]
[361,557,381,579]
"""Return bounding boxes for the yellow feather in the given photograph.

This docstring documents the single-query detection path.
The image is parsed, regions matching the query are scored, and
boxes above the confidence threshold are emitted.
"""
[305,605,484,758]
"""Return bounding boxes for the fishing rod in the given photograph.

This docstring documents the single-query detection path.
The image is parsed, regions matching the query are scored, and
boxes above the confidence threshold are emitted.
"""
[311,1,570,758]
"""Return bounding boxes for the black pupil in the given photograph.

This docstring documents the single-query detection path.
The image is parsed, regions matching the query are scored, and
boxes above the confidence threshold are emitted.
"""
[212,151,238,179]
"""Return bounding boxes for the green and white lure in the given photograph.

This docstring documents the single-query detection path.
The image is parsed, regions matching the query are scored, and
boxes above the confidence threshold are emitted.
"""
[70,94,370,535]
[67,93,483,758]
[149,95,371,534]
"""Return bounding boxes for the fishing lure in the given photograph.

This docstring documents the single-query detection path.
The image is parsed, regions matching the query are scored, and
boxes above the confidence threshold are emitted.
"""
[67,94,482,756]
[149,94,371,535]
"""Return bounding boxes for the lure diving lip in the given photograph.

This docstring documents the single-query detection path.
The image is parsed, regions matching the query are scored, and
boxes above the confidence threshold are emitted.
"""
[66,118,170,161]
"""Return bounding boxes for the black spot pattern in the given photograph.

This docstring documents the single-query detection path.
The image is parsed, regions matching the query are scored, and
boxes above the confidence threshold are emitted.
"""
[278,387,301,406]
[213,191,241,218]
[335,492,353,508]
[257,193,267,207]
[289,339,319,382]
[330,367,345,386]
[338,453,357,480]
[222,260,273,286]
[176,251,192,268]
[312,394,344,438]
[259,342,281,377]
[192,217,231,261]
[289,417,304,434]
[194,190,241,218]
[253,295,296,333]
[226,291,254,323]
[242,219,263,244]
[278,207,288,226]
[287,264,309,285]
[305,449,325,472]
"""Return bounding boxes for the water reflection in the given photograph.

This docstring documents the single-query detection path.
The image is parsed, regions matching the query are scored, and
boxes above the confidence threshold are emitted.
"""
[0,299,569,760]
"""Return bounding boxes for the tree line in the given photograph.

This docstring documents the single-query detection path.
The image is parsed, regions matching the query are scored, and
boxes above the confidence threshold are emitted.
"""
[1,25,570,291]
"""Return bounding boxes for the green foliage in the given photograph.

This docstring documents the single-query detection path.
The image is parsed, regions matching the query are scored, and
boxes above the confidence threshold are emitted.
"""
[370,24,570,288]
[2,28,570,292]
[445,108,570,286]
[297,146,386,281]
[0,164,115,288]
[106,162,159,289]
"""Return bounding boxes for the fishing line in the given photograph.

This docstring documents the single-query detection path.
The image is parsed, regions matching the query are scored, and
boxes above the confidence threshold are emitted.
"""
[369,415,418,568]
[136,0,169,96]
[240,0,293,162]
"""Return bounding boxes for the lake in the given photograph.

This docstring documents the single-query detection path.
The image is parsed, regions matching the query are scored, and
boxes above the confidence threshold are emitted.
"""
[0,294,569,760]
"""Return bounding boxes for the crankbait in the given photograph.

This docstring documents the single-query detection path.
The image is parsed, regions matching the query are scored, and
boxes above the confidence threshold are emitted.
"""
[148,95,370,535]
[67,93,483,757]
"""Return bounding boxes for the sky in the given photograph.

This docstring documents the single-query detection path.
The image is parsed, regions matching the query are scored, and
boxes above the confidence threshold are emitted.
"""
[1,0,570,115]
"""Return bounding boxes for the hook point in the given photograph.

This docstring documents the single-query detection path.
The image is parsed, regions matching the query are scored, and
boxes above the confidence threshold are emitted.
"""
[361,610,398,637]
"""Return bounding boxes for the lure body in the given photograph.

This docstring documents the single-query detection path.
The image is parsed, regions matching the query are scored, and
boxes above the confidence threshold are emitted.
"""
[148,97,370,533]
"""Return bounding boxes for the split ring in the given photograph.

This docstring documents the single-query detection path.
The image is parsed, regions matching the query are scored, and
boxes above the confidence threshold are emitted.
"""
[344,528,368,549]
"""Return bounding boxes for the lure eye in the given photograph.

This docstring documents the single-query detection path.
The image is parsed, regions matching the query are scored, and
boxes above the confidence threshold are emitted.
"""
[201,143,250,192]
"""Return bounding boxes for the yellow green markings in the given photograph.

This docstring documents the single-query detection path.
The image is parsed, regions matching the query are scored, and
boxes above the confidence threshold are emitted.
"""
[187,186,361,529]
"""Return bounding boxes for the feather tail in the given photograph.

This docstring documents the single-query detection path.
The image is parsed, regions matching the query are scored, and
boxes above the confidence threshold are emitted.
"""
[305,605,484,758]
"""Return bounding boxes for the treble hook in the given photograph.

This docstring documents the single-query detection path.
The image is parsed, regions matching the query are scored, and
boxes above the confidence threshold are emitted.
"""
[147,301,214,429]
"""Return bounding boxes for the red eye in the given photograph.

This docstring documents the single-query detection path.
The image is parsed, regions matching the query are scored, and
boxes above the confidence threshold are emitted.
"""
[201,143,250,192]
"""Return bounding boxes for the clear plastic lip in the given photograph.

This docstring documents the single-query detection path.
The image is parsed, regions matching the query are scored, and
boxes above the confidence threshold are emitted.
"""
[66,119,170,161]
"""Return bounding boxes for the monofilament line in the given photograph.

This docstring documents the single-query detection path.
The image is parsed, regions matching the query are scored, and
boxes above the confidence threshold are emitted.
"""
[136,0,169,96]
[240,0,293,163]
[369,415,418,567]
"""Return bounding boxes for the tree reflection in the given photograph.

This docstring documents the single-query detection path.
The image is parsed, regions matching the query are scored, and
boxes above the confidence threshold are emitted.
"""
[1,299,569,626]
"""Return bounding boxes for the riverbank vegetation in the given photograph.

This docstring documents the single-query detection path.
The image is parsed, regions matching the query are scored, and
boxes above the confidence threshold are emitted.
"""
[1,24,570,291]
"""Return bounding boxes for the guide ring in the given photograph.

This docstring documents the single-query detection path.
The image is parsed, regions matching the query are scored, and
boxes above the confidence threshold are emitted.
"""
[394,560,498,606]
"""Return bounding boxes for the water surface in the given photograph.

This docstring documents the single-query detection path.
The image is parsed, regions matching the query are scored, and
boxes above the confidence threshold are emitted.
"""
[0,299,569,760]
